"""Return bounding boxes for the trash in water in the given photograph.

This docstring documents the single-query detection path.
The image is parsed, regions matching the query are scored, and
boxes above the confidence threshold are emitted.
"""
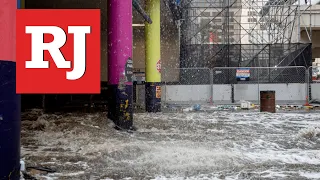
[182,107,193,112]
[182,104,201,112]
[20,160,25,172]
[240,100,251,110]
[193,104,201,111]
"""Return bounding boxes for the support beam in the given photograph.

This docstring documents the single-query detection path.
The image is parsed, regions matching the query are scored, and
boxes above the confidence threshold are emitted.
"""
[145,0,161,112]
[107,0,134,130]
[0,0,21,179]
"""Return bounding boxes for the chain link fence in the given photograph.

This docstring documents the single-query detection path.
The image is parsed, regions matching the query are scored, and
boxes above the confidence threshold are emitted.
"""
[162,66,308,106]
[212,66,306,84]
[162,68,212,105]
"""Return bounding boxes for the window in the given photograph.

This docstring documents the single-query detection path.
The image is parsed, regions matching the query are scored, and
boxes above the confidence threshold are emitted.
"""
[212,25,221,29]
[212,12,219,17]
[248,18,257,22]
[213,18,222,23]
[188,9,196,17]
[200,19,211,28]
[260,24,267,30]
[201,12,210,17]
[270,18,278,23]
[247,11,257,16]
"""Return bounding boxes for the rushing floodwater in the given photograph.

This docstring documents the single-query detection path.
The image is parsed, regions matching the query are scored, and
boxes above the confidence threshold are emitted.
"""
[21,110,320,179]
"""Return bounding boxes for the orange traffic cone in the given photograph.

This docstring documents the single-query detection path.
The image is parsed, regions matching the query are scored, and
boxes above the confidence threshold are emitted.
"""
[304,96,311,106]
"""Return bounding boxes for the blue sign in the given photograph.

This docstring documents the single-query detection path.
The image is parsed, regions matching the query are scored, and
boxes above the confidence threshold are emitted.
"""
[236,68,250,81]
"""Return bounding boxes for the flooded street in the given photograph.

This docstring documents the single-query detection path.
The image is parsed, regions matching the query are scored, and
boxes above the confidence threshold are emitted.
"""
[21,110,320,179]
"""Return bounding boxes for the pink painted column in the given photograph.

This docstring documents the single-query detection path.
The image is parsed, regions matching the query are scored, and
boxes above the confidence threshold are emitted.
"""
[107,0,134,130]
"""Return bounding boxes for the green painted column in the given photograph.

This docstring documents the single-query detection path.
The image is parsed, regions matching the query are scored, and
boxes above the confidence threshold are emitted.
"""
[145,0,161,112]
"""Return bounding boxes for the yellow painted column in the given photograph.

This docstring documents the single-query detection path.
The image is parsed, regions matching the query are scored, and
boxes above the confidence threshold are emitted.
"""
[21,0,25,8]
[145,0,161,112]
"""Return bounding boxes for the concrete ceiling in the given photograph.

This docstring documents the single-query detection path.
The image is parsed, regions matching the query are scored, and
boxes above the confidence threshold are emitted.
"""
[25,0,176,30]
[26,0,108,30]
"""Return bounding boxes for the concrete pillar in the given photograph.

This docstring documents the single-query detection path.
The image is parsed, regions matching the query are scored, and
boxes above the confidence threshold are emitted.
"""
[107,0,134,130]
[0,0,21,179]
[145,0,161,112]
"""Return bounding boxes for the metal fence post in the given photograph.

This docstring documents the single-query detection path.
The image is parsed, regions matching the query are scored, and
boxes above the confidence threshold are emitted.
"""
[229,67,234,104]
[306,67,309,105]
[258,67,260,105]
[163,67,166,106]
[308,67,310,103]
[210,68,214,104]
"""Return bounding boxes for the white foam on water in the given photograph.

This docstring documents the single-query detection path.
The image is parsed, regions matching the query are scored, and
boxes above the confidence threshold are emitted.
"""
[21,111,320,179]
[244,149,320,164]
[258,170,289,178]
[299,172,320,179]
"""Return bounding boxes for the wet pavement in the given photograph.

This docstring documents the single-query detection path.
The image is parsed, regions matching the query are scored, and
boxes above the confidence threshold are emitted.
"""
[21,109,320,179]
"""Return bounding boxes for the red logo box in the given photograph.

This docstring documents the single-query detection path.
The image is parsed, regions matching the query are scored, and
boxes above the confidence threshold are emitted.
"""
[16,9,100,94]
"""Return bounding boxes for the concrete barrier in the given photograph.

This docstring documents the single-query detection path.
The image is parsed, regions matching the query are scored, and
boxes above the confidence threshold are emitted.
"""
[163,83,307,105]
[212,85,232,104]
[311,83,320,100]
[162,85,211,104]
[234,83,306,104]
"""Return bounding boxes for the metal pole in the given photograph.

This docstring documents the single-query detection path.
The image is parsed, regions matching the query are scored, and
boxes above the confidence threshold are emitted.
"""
[307,67,310,104]
[308,0,312,103]
[258,68,260,105]
[298,0,301,43]
[269,44,271,82]
[179,2,188,83]
[310,0,312,41]
[210,68,214,104]
[177,20,181,59]
[163,68,167,107]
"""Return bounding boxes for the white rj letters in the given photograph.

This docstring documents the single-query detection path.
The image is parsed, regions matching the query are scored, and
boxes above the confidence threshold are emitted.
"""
[25,26,91,80]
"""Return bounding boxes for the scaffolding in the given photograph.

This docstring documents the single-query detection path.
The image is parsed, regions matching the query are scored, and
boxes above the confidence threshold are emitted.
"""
[165,0,313,83]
